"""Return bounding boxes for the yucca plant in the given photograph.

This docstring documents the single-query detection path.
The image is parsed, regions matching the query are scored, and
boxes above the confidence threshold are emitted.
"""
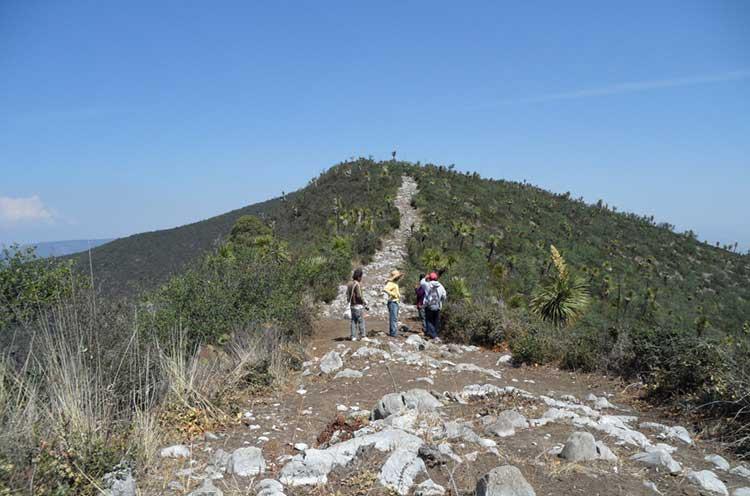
[530,245,590,327]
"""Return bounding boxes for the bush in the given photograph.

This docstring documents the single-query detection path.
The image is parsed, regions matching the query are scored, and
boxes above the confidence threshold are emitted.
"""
[508,325,555,366]
[440,300,507,345]
[559,327,601,372]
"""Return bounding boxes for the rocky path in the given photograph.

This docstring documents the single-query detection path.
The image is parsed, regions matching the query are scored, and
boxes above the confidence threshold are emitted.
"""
[147,320,750,496]
[322,175,420,320]
[140,177,750,496]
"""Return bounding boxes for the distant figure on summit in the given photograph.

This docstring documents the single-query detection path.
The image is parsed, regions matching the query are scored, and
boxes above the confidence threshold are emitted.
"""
[346,268,368,341]
[421,272,447,340]
[384,270,404,337]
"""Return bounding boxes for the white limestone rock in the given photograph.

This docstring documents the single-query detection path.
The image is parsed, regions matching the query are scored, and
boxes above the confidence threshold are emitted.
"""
[226,447,266,477]
[595,441,618,461]
[254,479,285,496]
[334,368,363,379]
[483,410,528,438]
[686,470,728,496]
[160,444,190,459]
[403,389,442,411]
[705,454,731,471]
[319,351,343,374]
[415,479,446,496]
[559,432,598,462]
[640,421,693,445]
[379,448,427,495]
[279,429,424,487]
[630,449,682,474]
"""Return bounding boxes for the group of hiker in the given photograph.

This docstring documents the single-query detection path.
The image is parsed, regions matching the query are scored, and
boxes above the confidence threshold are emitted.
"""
[345,268,447,341]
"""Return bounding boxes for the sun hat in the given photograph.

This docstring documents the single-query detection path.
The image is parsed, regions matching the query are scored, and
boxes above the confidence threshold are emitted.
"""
[388,270,404,281]
[429,272,438,281]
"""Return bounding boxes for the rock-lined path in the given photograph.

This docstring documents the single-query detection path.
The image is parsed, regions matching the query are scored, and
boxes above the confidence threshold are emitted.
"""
[322,175,420,320]
[145,320,750,496]
[140,178,750,495]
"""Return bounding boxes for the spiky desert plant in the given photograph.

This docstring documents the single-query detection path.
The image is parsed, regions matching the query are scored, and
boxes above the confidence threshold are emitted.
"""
[531,245,590,327]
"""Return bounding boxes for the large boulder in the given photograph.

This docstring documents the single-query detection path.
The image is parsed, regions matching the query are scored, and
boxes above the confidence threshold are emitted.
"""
[226,447,266,477]
[476,465,536,496]
[733,489,750,496]
[687,470,728,496]
[559,432,598,462]
[320,351,343,374]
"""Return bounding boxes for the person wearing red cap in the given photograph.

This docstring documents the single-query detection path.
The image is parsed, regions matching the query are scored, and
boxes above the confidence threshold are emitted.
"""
[421,272,447,340]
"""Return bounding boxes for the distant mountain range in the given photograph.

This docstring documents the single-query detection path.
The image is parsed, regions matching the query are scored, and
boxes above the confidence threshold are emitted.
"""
[3,239,114,259]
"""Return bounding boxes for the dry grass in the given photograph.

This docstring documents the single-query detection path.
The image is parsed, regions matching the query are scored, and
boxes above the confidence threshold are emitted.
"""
[0,290,302,494]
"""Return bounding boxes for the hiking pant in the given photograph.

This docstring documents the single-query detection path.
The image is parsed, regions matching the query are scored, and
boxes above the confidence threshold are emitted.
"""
[387,301,399,336]
[350,306,366,339]
[418,307,427,334]
[425,308,440,338]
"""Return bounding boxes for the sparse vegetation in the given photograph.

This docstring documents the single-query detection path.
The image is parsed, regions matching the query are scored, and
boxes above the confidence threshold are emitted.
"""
[401,162,750,453]
[0,159,405,493]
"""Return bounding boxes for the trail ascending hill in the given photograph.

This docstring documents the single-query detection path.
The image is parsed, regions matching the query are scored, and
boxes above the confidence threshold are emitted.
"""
[322,175,421,321]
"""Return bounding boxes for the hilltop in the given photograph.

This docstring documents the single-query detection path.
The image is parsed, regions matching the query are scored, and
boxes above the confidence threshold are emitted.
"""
[68,160,403,297]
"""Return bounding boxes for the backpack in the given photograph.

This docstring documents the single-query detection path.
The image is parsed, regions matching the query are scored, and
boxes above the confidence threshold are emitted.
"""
[425,283,441,311]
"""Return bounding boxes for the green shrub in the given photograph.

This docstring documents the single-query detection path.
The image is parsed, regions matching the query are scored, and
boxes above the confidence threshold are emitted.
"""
[508,325,554,366]
[440,300,506,345]
[559,328,601,372]
[1,245,85,332]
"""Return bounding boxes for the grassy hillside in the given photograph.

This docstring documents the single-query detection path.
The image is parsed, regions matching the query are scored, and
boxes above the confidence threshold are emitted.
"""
[400,163,749,451]
[404,165,750,340]
[70,159,402,297]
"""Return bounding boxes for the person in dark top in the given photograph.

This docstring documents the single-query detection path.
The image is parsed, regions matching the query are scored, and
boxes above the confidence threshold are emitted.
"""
[346,268,368,341]
[415,273,427,334]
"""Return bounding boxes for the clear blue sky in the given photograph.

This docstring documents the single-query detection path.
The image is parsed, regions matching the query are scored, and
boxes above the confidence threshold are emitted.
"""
[1,1,749,249]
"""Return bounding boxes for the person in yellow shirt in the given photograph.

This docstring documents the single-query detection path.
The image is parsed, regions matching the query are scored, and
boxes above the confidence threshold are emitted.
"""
[384,270,403,337]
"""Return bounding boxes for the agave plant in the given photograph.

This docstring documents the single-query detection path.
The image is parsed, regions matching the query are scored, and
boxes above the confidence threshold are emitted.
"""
[530,245,590,327]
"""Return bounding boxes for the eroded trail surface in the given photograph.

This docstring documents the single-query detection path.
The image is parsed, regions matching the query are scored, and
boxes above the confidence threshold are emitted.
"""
[322,175,420,320]
[151,322,750,495]
[147,176,750,496]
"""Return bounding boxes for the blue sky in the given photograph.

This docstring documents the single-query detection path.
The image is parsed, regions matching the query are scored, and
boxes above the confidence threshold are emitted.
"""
[1,1,749,250]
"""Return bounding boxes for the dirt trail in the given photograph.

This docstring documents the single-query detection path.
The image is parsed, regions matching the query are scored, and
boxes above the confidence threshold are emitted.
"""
[145,178,750,496]
[322,175,420,320]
